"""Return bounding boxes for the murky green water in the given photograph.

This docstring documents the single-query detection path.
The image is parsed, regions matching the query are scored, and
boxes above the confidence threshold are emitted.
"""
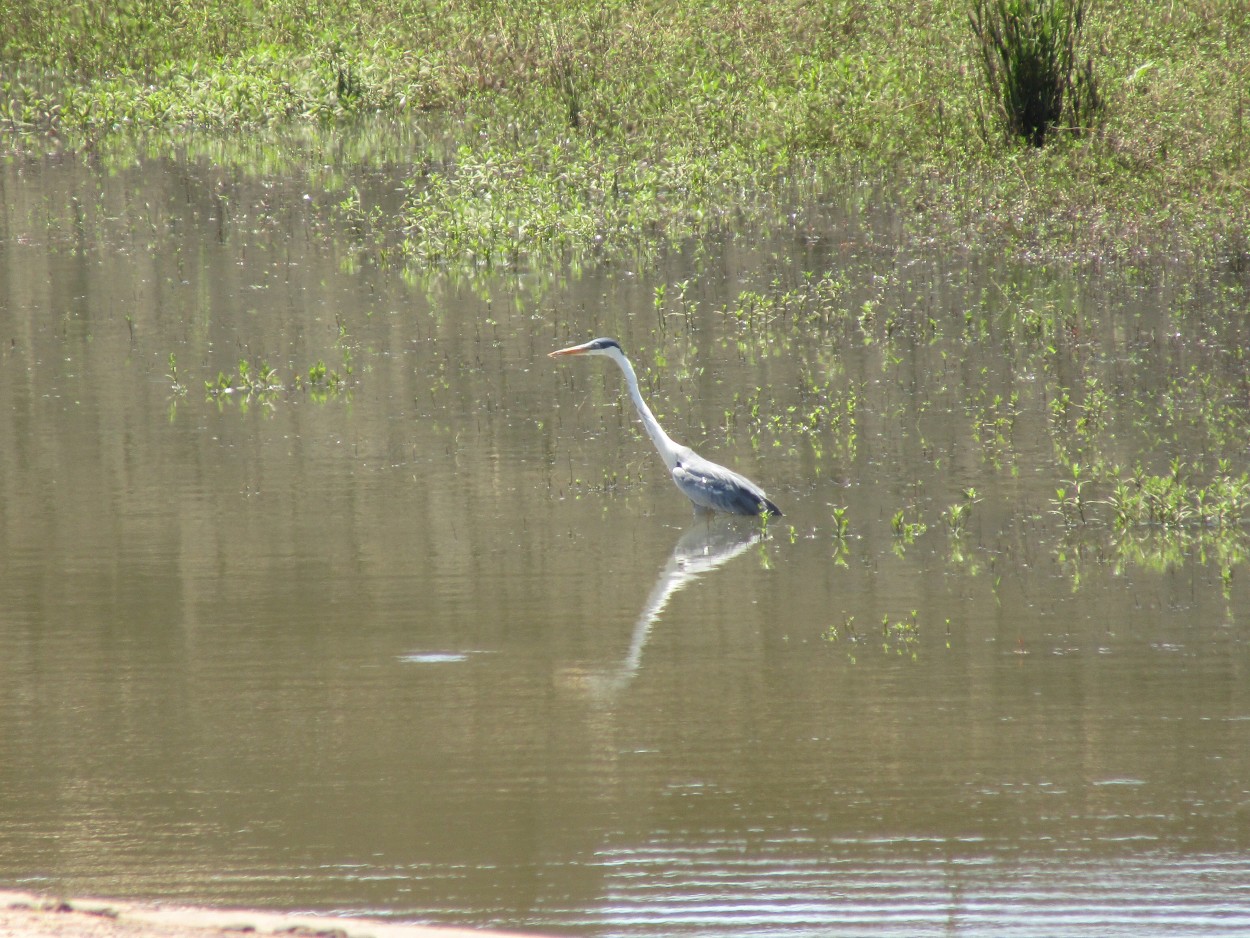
[2,130,1249,936]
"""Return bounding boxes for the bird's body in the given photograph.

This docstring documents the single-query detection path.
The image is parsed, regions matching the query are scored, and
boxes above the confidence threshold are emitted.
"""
[549,337,781,517]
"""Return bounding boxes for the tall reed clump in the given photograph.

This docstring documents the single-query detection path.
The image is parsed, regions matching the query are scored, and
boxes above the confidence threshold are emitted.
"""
[969,0,1101,147]
[540,6,614,130]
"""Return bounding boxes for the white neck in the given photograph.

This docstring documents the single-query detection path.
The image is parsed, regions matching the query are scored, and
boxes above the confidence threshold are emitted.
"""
[608,349,683,470]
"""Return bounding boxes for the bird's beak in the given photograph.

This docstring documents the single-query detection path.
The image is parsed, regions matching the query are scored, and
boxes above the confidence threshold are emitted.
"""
[548,342,592,358]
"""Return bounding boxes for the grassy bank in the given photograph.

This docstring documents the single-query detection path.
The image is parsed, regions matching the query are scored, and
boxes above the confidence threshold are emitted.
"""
[1,0,1247,266]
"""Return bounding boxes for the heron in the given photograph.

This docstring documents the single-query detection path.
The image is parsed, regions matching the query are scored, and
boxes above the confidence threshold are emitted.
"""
[548,337,781,517]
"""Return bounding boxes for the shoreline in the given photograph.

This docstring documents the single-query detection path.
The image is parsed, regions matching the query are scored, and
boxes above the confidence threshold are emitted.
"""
[0,890,553,938]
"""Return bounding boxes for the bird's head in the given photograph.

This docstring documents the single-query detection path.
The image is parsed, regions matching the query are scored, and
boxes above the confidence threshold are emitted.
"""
[548,337,624,360]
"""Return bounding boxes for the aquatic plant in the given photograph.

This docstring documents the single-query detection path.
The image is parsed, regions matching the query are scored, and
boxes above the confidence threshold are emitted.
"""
[882,611,921,658]
[828,507,851,567]
[205,358,282,402]
[969,389,1019,468]
[165,353,187,396]
[1051,462,1090,525]
[943,490,979,535]
[198,354,352,410]
[823,611,932,661]
[292,360,349,402]
[1104,461,1250,531]
[831,506,850,540]
[822,615,854,644]
[891,509,928,541]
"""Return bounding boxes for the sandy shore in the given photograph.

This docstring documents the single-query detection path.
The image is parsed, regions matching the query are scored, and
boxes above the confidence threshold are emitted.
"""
[0,891,552,938]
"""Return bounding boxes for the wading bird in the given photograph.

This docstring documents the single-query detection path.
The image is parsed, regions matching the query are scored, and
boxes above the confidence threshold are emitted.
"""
[549,337,781,517]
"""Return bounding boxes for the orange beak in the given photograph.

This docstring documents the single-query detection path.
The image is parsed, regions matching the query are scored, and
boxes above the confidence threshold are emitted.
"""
[548,343,593,358]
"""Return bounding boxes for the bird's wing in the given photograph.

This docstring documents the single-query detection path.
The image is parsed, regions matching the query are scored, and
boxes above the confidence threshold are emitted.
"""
[671,453,776,516]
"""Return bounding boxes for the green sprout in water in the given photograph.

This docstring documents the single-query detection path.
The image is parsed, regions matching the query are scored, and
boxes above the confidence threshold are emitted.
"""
[891,509,927,540]
[881,610,920,659]
[831,505,850,539]
[822,615,860,662]
[830,506,850,567]
[294,359,349,402]
[944,501,971,534]
[1051,462,1089,525]
[944,487,980,535]
[166,352,186,396]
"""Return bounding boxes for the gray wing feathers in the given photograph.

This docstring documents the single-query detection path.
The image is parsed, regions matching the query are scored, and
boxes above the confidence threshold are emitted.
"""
[672,456,781,517]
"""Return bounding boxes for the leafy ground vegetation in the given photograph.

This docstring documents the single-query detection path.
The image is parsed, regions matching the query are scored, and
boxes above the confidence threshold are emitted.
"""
[1,0,1247,268]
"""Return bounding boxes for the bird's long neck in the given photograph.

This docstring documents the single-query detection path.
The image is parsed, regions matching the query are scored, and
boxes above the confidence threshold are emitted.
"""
[612,352,682,470]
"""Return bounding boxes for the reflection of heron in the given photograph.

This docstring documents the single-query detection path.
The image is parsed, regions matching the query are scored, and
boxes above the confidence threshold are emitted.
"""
[549,338,781,517]
[576,521,762,698]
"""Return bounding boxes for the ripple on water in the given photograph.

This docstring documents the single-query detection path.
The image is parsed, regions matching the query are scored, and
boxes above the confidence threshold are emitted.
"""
[571,836,1250,937]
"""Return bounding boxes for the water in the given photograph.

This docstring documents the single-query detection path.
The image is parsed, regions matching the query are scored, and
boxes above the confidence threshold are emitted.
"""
[2,130,1249,936]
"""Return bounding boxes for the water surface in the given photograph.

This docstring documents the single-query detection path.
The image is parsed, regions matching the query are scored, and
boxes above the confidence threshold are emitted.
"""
[1,132,1248,936]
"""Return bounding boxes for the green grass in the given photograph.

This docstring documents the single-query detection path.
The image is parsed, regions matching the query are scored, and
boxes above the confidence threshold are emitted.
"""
[2,0,1247,266]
